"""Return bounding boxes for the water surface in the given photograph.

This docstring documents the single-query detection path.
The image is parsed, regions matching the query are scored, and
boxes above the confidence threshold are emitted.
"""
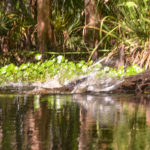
[0,93,150,150]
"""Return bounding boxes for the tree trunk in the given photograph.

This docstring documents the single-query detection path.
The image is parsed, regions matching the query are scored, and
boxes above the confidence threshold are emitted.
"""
[37,0,54,53]
[83,0,100,47]
[83,0,101,61]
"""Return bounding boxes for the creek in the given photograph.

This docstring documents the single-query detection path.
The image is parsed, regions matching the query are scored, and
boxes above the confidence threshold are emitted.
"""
[0,93,150,150]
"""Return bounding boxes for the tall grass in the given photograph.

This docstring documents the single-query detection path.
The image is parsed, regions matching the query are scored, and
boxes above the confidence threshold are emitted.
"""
[97,0,150,68]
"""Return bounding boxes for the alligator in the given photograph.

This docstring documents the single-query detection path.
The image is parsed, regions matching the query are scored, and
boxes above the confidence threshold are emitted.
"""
[1,68,150,95]
[27,69,150,94]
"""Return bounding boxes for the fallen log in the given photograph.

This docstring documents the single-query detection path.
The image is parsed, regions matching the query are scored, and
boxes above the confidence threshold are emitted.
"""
[113,69,150,93]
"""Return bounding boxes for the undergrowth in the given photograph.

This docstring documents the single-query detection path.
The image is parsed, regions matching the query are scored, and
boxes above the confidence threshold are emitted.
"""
[0,55,145,85]
[0,55,92,84]
[97,64,145,78]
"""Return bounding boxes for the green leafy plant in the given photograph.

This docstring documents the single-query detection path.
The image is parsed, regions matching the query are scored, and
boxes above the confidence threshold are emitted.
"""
[0,55,93,84]
[0,54,145,85]
[35,53,42,61]
[97,64,145,78]
[0,12,16,35]
[95,0,150,68]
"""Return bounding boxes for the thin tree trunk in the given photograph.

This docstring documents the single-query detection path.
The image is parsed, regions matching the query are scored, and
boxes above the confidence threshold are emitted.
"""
[83,0,101,61]
[37,0,54,54]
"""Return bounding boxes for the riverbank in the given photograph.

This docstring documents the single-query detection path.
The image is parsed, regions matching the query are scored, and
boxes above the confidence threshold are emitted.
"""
[0,55,147,94]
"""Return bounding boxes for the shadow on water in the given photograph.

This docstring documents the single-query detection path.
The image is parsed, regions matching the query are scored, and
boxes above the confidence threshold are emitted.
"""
[0,93,150,150]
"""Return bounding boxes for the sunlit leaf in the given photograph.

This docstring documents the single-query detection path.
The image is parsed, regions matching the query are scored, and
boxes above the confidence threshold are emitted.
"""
[57,55,65,64]
[35,53,42,61]
[125,2,136,8]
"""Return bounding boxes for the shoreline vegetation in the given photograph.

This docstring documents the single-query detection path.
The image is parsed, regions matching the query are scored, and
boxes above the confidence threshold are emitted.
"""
[0,55,144,84]
[0,0,150,94]
[0,54,147,94]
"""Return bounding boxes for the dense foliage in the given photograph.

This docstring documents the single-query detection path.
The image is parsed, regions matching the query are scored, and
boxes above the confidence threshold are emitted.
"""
[101,0,150,68]
[0,0,149,65]
[97,64,145,78]
[0,55,93,84]
[0,55,144,85]
[0,0,149,85]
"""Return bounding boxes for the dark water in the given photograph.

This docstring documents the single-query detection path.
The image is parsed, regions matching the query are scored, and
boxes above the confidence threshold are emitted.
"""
[0,93,150,150]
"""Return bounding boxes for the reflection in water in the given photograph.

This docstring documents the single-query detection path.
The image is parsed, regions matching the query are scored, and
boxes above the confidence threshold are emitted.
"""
[0,94,150,150]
